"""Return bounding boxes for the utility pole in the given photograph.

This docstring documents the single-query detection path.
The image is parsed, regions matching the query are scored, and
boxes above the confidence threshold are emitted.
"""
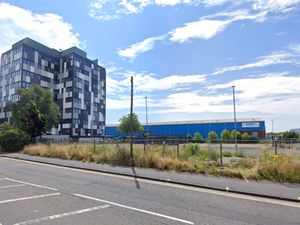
[145,96,149,146]
[232,85,237,151]
[130,76,133,159]
[271,119,274,147]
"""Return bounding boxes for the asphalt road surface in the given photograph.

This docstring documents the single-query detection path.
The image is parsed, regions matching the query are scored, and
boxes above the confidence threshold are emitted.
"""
[0,157,299,225]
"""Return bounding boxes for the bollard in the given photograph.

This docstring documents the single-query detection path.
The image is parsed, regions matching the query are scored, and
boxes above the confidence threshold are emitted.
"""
[275,140,278,155]
[177,143,179,158]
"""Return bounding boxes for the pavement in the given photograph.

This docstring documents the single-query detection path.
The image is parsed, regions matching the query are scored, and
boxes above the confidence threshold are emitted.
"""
[1,156,300,225]
[1,153,300,202]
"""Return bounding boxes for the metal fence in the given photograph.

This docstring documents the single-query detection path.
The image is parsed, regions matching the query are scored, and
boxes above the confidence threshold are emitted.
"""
[37,136,300,156]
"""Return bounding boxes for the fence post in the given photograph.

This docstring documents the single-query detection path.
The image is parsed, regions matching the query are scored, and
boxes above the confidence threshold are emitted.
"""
[93,139,96,153]
[219,140,223,166]
[275,140,278,155]
[177,143,179,158]
[144,141,146,152]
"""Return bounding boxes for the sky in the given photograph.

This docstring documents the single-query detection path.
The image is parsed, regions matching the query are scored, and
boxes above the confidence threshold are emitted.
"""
[0,0,300,132]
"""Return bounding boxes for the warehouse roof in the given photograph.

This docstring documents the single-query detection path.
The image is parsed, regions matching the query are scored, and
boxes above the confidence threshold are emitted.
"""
[106,118,263,127]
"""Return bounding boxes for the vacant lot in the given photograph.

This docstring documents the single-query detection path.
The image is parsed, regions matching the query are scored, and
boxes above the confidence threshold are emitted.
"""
[23,143,300,183]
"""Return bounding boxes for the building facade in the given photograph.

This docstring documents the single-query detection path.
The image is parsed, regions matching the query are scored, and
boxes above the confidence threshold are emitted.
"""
[0,38,106,137]
[106,118,266,139]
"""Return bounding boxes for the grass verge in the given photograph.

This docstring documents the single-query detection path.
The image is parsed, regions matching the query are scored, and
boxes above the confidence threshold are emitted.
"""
[22,143,300,183]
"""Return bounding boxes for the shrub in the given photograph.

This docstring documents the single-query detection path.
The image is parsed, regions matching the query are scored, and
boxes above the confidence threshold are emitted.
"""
[233,150,245,158]
[180,144,199,159]
[194,132,204,143]
[208,131,218,143]
[207,149,219,161]
[242,132,250,140]
[221,130,231,143]
[0,128,30,152]
[258,154,300,183]
[282,131,299,139]
[230,130,242,140]
[223,150,233,157]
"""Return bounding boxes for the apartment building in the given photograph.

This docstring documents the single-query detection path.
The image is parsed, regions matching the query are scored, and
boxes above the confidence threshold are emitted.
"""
[0,37,106,137]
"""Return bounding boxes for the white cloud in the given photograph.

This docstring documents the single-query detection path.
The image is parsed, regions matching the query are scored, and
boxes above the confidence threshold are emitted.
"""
[113,71,206,92]
[209,73,300,115]
[119,9,267,57]
[211,52,294,75]
[289,43,300,54]
[169,10,267,43]
[88,0,201,20]
[169,19,230,42]
[252,0,300,12]
[201,0,231,7]
[0,3,81,54]
[106,70,207,109]
[151,73,300,116]
[89,0,300,21]
[118,35,166,58]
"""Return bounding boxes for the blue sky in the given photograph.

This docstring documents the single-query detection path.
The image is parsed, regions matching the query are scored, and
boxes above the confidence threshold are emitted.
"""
[0,0,300,132]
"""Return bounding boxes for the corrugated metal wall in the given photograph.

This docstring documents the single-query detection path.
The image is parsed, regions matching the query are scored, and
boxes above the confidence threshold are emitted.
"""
[105,121,266,139]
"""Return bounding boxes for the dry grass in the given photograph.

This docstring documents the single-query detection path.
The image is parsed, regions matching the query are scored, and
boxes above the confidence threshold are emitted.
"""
[22,143,300,183]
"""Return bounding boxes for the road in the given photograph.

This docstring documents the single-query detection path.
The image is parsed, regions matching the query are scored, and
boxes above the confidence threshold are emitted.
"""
[0,157,299,225]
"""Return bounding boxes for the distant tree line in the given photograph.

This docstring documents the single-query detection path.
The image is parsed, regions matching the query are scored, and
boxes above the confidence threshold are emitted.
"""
[186,130,259,143]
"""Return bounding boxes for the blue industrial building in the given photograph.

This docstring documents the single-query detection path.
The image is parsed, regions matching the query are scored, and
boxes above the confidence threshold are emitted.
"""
[106,118,266,139]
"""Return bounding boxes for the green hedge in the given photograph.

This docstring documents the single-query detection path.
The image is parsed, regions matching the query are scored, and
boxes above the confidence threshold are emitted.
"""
[0,129,30,152]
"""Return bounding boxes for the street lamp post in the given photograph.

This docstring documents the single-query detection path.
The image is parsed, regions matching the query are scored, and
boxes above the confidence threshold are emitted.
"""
[232,85,238,151]
[145,96,149,145]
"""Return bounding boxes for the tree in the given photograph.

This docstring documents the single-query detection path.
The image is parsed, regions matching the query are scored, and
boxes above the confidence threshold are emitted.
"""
[194,132,203,143]
[282,131,299,139]
[208,131,218,143]
[20,102,46,138]
[118,113,144,133]
[221,130,231,142]
[12,84,60,138]
[230,130,242,140]
[242,132,250,140]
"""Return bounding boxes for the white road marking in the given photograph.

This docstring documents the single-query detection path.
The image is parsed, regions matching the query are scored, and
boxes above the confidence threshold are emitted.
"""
[74,193,194,225]
[0,193,60,204]
[4,177,58,191]
[3,157,300,208]
[0,184,25,189]
[13,205,110,225]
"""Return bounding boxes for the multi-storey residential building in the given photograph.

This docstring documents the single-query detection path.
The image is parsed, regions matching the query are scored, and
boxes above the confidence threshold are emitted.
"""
[0,37,106,137]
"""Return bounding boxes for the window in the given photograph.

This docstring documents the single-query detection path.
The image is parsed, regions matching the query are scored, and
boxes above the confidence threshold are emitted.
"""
[74,76,82,84]
[72,119,80,125]
[21,82,30,88]
[66,87,72,92]
[73,87,82,93]
[65,108,72,113]
[11,82,21,89]
[73,98,81,104]
[73,108,81,114]
[65,97,72,103]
